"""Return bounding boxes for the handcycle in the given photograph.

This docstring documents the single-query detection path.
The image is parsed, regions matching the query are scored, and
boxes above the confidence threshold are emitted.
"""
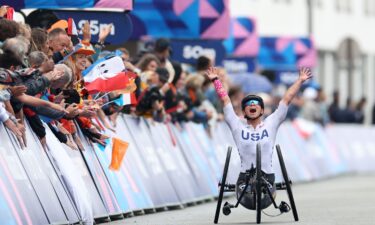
[214,144,298,224]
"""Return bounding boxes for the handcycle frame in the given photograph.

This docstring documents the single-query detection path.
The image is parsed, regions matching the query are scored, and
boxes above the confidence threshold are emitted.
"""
[214,144,298,224]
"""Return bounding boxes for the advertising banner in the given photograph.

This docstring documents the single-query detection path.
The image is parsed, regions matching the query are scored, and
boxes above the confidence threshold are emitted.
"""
[258,37,317,71]
[75,129,123,218]
[210,122,241,184]
[326,125,375,172]
[3,115,375,224]
[170,39,225,66]
[124,117,181,208]
[171,123,217,197]
[93,119,154,213]
[187,123,221,180]
[222,56,256,74]
[129,0,229,40]
[45,127,101,223]
[0,125,49,225]
[12,123,80,224]
[1,0,133,10]
[274,122,319,182]
[223,17,259,57]
[149,122,199,203]
[53,9,133,44]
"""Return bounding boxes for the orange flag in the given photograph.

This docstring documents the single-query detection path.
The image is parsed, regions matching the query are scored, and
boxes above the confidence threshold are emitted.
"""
[109,137,129,171]
[113,79,137,95]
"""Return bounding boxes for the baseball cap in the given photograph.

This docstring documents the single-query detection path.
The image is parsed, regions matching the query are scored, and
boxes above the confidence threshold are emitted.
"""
[47,20,68,33]
[154,38,172,54]
[75,43,95,56]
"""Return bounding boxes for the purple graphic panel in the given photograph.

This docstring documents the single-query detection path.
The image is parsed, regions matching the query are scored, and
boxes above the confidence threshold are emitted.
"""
[1,0,133,10]
[199,0,230,39]
[223,17,259,57]
[129,0,229,40]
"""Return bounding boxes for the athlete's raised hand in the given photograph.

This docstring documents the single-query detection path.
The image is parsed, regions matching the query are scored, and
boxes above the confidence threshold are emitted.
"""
[205,66,230,106]
[205,67,219,80]
[299,67,313,82]
[282,67,314,105]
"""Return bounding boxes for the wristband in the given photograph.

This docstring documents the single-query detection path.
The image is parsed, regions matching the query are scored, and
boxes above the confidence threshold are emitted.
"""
[212,78,228,99]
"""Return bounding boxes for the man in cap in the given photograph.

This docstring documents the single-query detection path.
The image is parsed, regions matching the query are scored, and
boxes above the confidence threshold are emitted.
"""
[154,38,175,83]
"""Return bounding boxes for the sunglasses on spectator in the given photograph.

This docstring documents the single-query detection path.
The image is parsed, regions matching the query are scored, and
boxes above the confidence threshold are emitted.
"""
[245,100,260,106]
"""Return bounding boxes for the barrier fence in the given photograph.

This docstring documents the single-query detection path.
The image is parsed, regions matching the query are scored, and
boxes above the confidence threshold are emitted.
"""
[1,116,375,224]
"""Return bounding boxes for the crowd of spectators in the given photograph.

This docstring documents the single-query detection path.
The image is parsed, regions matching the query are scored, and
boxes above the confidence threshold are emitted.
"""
[0,5,371,151]
[0,6,228,150]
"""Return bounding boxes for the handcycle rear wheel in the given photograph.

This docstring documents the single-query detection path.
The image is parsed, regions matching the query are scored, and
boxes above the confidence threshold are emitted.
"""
[214,146,232,224]
[256,143,262,224]
[276,144,299,221]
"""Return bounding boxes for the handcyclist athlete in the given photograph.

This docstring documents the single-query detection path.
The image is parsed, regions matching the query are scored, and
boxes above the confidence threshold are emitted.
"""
[205,67,312,209]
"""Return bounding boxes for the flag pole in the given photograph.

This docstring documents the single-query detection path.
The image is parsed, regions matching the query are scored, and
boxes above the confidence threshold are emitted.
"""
[94,92,111,100]
[100,99,117,108]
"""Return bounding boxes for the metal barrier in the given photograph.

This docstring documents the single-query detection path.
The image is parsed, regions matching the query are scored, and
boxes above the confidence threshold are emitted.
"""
[1,117,375,224]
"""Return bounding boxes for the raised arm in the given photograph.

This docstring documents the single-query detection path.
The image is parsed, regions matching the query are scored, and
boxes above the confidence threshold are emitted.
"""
[282,67,312,105]
[16,94,68,114]
[205,67,231,107]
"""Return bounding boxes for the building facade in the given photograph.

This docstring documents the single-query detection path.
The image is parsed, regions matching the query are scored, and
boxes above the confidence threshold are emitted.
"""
[231,0,375,124]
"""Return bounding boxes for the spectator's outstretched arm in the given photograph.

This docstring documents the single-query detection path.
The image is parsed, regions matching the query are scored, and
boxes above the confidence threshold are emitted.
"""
[205,67,231,107]
[97,109,116,132]
[0,85,27,102]
[4,101,16,120]
[1,102,22,138]
[15,94,68,114]
[282,67,312,105]
[24,76,50,95]
[0,102,9,123]
[3,119,22,137]
[0,90,11,101]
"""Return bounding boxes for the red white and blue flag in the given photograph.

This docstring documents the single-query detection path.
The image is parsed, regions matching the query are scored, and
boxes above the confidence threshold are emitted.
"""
[82,55,132,94]
[113,93,137,106]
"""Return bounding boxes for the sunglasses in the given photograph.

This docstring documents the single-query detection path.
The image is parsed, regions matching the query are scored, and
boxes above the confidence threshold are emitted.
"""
[245,99,260,106]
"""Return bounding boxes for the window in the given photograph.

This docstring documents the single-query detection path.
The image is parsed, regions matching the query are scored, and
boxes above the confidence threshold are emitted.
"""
[364,0,375,16]
[364,0,369,15]
[273,0,292,3]
[314,0,323,9]
[336,0,352,13]
[347,0,352,13]
[335,0,340,11]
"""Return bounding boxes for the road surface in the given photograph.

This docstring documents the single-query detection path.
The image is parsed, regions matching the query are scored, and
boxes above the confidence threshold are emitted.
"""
[107,174,375,225]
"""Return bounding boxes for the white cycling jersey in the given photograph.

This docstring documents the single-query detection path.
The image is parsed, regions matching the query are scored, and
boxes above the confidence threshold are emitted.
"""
[223,101,288,174]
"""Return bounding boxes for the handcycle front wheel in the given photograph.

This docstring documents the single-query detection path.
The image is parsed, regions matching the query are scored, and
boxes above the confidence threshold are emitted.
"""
[214,146,232,224]
[256,143,262,224]
[276,144,299,221]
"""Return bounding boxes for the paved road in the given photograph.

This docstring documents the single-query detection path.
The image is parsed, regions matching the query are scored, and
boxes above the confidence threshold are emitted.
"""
[107,174,375,225]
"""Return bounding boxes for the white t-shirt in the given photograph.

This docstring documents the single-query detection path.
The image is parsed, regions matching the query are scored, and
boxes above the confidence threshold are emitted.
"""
[0,102,9,123]
[223,101,288,173]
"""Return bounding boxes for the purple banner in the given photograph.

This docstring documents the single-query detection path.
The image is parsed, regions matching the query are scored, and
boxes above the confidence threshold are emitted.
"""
[1,0,133,10]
